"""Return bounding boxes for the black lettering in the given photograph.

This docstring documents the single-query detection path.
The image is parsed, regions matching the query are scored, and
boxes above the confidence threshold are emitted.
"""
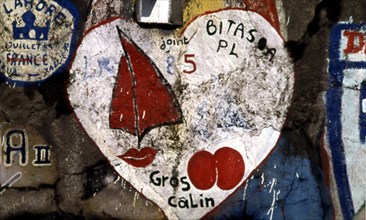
[14,0,23,9]
[184,36,189,44]
[189,194,198,208]
[206,20,216,36]
[33,145,51,165]
[26,54,32,65]
[3,4,13,14]
[54,12,66,25]
[149,171,161,186]
[24,0,34,8]
[180,177,190,191]
[217,39,228,52]
[35,0,47,11]
[45,5,56,16]
[178,197,189,209]
[205,197,215,207]
[219,20,223,34]
[234,23,244,38]
[33,54,40,66]
[162,175,169,187]
[160,40,166,50]
[247,29,257,42]
[6,53,12,63]
[230,43,238,58]
[265,48,276,61]
[168,196,177,207]
[11,53,17,65]
[257,37,267,50]
[19,54,26,65]
[5,130,27,166]
[36,42,42,50]
[227,20,236,34]
[199,194,204,207]
[43,54,48,65]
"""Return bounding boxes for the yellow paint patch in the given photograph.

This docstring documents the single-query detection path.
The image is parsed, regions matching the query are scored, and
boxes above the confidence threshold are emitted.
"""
[183,0,225,24]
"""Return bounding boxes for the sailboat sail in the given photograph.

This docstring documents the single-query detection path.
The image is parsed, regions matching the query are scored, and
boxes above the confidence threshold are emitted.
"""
[110,26,182,140]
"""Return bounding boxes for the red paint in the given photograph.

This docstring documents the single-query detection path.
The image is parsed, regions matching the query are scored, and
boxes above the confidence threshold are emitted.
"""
[343,30,365,54]
[214,147,245,190]
[187,150,216,190]
[183,54,197,74]
[110,27,181,138]
[118,147,158,167]
[243,0,280,33]
[110,56,136,134]
[188,147,245,190]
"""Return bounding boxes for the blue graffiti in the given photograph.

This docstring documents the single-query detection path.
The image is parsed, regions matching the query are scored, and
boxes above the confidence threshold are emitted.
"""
[326,23,366,220]
[193,102,213,139]
[192,100,250,140]
[98,57,114,76]
[13,11,50,41]
[0,0,79,86]
[166,55,175,75]
[216,101,250,129]
[359,81,366,143]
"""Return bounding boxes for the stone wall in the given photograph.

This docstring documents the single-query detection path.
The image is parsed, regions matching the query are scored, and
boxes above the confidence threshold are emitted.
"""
[0,0,364,219]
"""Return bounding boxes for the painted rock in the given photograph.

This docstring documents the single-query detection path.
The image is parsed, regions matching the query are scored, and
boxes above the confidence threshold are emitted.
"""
[0,0,78,85]
[326,23,366,219]
[0,123,56,191]
[68,9,294,219]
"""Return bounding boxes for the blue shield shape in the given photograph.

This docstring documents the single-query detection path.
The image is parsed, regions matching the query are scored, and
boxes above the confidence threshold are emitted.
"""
[327,23,366,219]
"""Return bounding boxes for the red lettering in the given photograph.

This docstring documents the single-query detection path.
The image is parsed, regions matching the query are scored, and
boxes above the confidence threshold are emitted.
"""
[183,54,196,74]
[343,30,365,54]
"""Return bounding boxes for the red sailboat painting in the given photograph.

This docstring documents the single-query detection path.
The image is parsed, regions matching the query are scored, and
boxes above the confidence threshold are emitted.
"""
[109,26,182,168]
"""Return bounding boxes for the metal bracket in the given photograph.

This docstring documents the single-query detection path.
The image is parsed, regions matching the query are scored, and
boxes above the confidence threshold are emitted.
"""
[136,0,184,26]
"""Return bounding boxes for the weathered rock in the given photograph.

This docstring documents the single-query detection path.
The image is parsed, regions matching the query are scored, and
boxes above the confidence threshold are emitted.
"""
[282,0,322,41]
[82,180,165,219]
[50,115,105,175]
[0,188,57,218]
[56,173,86,215]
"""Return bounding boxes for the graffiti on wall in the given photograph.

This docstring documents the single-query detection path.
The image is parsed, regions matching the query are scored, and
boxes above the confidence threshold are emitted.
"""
[0,0,78,85]
[327,23,366,219]
[0,124,57,193]
[67,8,294,219]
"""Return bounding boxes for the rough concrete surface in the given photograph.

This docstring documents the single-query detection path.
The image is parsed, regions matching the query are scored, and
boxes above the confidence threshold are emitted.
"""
[0,0,365,219]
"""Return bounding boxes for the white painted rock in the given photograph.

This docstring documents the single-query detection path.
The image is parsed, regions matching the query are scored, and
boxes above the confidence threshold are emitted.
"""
[0,0,78,84]
[68,9,294,219]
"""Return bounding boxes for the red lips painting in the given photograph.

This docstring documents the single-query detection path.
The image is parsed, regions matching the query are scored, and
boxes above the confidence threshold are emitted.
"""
[118,147,158,168]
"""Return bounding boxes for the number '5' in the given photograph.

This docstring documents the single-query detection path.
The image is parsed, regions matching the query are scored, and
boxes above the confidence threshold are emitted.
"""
[183,54,196,74]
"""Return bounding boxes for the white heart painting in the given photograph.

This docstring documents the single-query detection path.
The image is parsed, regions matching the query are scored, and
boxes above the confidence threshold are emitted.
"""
[68,9,294,219]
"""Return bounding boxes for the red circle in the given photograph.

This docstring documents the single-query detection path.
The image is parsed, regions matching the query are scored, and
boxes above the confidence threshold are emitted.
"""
[187,150,216,190]
[214,147,245,190]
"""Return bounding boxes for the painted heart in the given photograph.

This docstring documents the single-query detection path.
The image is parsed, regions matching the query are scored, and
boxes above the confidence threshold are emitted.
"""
[68,9,294,219]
